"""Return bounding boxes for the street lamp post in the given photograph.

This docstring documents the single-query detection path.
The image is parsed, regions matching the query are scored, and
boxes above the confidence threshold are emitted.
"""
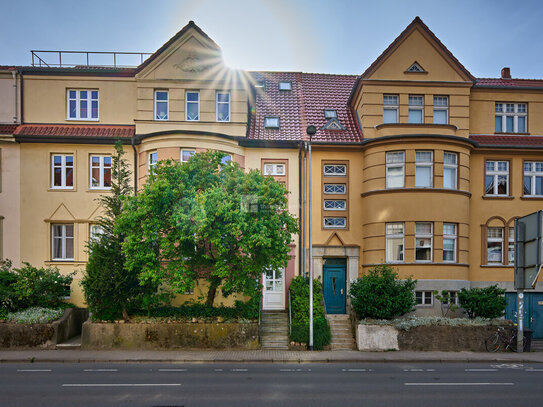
[306,125,316,351]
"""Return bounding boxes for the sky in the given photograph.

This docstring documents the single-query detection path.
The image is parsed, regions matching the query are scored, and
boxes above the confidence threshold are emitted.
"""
[2,0,543,79]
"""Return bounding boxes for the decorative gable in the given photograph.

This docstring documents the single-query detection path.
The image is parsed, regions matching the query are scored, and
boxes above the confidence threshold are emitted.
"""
[322,118,346,131]
[405,61,426,73]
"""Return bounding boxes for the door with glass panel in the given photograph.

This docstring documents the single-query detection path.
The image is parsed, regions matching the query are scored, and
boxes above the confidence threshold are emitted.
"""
[262,268,285,310]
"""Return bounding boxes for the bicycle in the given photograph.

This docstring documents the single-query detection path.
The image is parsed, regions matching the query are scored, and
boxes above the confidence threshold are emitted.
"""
[484,326,527,352]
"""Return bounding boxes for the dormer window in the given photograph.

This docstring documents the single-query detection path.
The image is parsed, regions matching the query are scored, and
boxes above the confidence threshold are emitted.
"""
[324,110,337,119]
[278,81,291,91]
[264,117,280,129]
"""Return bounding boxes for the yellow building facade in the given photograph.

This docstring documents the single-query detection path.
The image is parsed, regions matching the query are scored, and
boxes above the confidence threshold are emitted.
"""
[1,18,542,335]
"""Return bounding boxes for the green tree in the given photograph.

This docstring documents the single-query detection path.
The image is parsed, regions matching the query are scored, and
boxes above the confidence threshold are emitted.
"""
[349,264,416,319]
[458,285,506,319]
[81,142,163,321]
[117,151,298,306]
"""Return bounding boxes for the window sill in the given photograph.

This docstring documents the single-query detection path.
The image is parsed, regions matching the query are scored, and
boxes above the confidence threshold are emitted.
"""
[415,304,434,307]
[362,188,471,197]
[494,132,530,136]
[46,261,85,266]
[48,187,76,192]
[66,118,99,122]
[521,196,543,200]
[368,262,469,267]
[482,195,514,200]
[481,264,514,268]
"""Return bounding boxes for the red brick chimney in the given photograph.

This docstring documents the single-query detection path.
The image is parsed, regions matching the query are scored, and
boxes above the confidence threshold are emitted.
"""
[501,67,511,79]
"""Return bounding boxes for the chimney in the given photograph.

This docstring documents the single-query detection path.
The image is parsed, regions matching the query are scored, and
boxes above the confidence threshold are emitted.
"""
[501,67,511,79]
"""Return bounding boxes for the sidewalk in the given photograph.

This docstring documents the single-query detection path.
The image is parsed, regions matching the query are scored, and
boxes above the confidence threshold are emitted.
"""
[1,349,543,364]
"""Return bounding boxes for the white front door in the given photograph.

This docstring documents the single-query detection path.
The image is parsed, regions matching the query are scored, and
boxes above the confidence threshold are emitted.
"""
[262,268,285,310]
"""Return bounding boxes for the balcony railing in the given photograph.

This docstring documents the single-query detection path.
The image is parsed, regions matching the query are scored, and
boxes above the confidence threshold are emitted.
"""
[30,50,153,68]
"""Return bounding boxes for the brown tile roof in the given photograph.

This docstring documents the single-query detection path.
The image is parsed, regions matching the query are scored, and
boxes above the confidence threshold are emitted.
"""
[14,124,134,139]
[470,134,543,148]
[475,78,543,89]
[0,124,18,134]
[248,72,362,143]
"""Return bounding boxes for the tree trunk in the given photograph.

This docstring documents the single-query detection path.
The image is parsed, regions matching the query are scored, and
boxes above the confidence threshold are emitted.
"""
[122,308,129,321]
[206,277,221,306]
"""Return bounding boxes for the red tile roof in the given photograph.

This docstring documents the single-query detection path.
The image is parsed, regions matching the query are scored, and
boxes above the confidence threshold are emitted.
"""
[475,78,543,88]
[0,124,18,134]
[470,135,543,148]
[14,124,134,139]
[248,72,362,143]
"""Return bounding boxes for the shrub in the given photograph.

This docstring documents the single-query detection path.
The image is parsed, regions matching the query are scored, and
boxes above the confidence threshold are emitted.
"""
[359,316,503,331]
[0,259,19,317]
[458,285,507,319]
[349,264,416,319]
[7,307,64,324]
[12,263,73,309]
[288,276,331,350]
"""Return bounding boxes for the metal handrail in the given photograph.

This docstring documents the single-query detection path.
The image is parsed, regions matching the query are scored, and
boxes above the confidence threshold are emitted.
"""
[30,50,153,68]
[288,289,292,336]
[258,295,262,345]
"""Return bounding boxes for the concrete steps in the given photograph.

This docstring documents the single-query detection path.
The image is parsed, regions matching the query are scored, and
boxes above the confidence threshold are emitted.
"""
[261,311,289,350]
[327,314,356,350]
[531,340,543,352]
[55,334,82,350]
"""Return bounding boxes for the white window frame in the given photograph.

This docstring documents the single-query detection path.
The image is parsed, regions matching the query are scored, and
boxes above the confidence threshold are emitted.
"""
[523,161,543,196]
[441,291,459,305]
[443,223,457,263]
[324,183,346,194]
[508,226,515,265]
[89,224,104,243]
[324,200,346,211]
[487,227,504,265]
[185,91,200,121]
[216,91,230,122]
[415,291,433,306]
[443,152,458,189]
[408,95,424,124]
[386,151,405,188]
[51,154,74,189]
[67,89,99,121]
[264,117,280,129]
[495,102,527,133]
[181,149,195,163]
[51,224,74,261]
[383,94,398,124]
[264,163,286,176]
[154,90,169,121]
[148,151,157,172]
[415,222,433,262]
[433,96,449,124]
[278,81,292,91]
[323,164,346,177]
[324,217,347,229]
[485,160,509,196]
[386,222,404,263]
[89,155,112,190]
[415,151,433,188]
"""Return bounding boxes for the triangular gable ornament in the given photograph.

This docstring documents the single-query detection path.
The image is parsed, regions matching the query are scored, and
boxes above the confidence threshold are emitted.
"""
[321,118,346,131]
[405,61,427,73]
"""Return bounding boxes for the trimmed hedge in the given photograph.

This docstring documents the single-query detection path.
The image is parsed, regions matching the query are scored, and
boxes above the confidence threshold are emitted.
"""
[288,276,331,350]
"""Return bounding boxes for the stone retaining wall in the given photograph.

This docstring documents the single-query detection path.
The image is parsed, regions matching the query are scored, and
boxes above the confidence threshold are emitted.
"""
[82,321,259,349]
[357,324,507,352]
[0,308,88,348]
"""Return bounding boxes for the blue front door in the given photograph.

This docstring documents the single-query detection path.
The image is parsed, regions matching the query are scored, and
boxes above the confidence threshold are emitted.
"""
[506,292,543,339]
[323,265,346,314]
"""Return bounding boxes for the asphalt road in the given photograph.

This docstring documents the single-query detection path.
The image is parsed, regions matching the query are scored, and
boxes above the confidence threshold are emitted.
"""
[1,362,542,407]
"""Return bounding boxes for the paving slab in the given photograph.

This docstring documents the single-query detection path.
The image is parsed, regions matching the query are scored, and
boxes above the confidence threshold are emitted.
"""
[1,349,542,364]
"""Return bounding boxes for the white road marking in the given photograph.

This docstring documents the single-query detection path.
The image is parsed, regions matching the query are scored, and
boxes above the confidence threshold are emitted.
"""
[231,369,248,372]
[465,369,498,372]
[62,383,181,387]
[158,369,187,372]
[346,368,372,372]
[403,368,434,372]
[214,369,223,372]
[17,369,52,372]
[405,382,514,386]
[525,369,543,372]
[83,369,118,372]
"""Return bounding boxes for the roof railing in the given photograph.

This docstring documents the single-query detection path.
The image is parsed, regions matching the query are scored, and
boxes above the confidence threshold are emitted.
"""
[30,50,153,68]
